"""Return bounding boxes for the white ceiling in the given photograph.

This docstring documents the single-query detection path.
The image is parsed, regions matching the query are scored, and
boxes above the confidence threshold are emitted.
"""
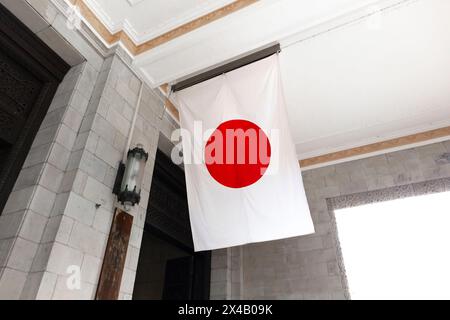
[84,0,235,43]
[134,0,389,85]
[280,0,450,158]
[81,0,450,161]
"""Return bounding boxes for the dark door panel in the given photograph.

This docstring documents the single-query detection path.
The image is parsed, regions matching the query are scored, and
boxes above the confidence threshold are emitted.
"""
[0,3,70,213]
[162,256,195,300]
[133,148,211,300]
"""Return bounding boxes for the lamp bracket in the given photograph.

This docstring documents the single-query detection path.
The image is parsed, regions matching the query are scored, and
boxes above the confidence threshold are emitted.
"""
[112,162,125,196]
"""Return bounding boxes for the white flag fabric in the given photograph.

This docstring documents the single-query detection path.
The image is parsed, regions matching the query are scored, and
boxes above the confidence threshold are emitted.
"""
[175,55,314,252]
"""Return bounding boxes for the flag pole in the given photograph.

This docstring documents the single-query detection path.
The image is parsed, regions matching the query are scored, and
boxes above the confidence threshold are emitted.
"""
[171,43,281,92]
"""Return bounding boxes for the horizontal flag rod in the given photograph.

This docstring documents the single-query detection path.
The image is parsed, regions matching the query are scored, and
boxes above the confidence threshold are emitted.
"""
[171,43,281,92]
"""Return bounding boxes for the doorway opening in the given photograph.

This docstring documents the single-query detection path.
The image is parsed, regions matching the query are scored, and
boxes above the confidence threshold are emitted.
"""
[0,4,69,213]
[335,189,450,300]
[133,147,211,300]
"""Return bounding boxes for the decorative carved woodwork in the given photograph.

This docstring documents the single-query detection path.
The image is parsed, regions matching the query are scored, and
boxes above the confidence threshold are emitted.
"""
[96,209,133,300]
[0,4,70,214]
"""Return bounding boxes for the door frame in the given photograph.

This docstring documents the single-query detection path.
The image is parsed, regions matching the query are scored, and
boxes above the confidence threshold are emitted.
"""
[143,148,211,300]
[0,3,70,214]
[144,223,212,300]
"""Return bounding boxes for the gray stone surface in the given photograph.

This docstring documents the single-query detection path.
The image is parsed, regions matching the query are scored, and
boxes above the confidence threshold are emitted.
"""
[0,50,170,299]
[211,141,450,300]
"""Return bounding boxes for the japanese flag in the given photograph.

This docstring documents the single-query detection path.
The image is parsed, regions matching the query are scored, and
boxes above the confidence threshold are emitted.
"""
[175,55,314,251]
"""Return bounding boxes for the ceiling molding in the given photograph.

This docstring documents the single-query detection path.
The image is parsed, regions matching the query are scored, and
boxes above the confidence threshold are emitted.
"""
[299,126,450,169]
[133,0,258,55]
[164,98,180,123]
[83,0,237,44]
[83,0,120,33]
[133,0,236,44]
[159,84,180,121]
[67,0,258,56]
[68,0,124,45]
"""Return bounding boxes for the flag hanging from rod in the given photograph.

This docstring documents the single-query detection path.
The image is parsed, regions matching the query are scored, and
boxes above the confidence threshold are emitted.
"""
[175,54,314,252]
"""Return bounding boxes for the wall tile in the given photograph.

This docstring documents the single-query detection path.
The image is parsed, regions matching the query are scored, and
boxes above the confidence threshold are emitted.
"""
[68,222,107,258]
[46,242,83,276]
[19,210,47,243]
[0,268,28,299]
[7,238,39,272]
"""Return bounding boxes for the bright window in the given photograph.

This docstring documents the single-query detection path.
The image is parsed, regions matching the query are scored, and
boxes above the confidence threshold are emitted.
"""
[335,191,450,300]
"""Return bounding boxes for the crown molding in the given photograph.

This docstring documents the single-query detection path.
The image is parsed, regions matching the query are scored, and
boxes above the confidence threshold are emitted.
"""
[51,0,113,53]
[299,126,450,170]
[50,0,144,74]
[83,0,119,33]
[65,0,257,57]
[83,0,237,44]
[132,0,236,44]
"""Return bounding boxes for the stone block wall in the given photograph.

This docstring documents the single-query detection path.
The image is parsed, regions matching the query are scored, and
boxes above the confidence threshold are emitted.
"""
[211,141,450,299]
[2,0,450,301]
[0,62,98,299]
[0,48,172,299]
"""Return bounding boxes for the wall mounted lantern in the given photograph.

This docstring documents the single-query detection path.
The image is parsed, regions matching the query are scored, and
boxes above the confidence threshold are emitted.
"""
[113,144,148,210]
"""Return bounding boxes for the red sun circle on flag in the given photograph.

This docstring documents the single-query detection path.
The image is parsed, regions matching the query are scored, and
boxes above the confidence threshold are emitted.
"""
[205,119,271,189]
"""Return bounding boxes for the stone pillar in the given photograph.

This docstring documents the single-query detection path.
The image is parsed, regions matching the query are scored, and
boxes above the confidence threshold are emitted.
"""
[210,246,243,300]
[0,52,168,299]
[0,61,99,299]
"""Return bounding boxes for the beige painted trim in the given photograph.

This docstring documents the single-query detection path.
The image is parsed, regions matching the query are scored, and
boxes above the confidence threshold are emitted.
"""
[299,126,450,167]
[160,84,169,95]
[164,98,180,121]
[69,0,258,56]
